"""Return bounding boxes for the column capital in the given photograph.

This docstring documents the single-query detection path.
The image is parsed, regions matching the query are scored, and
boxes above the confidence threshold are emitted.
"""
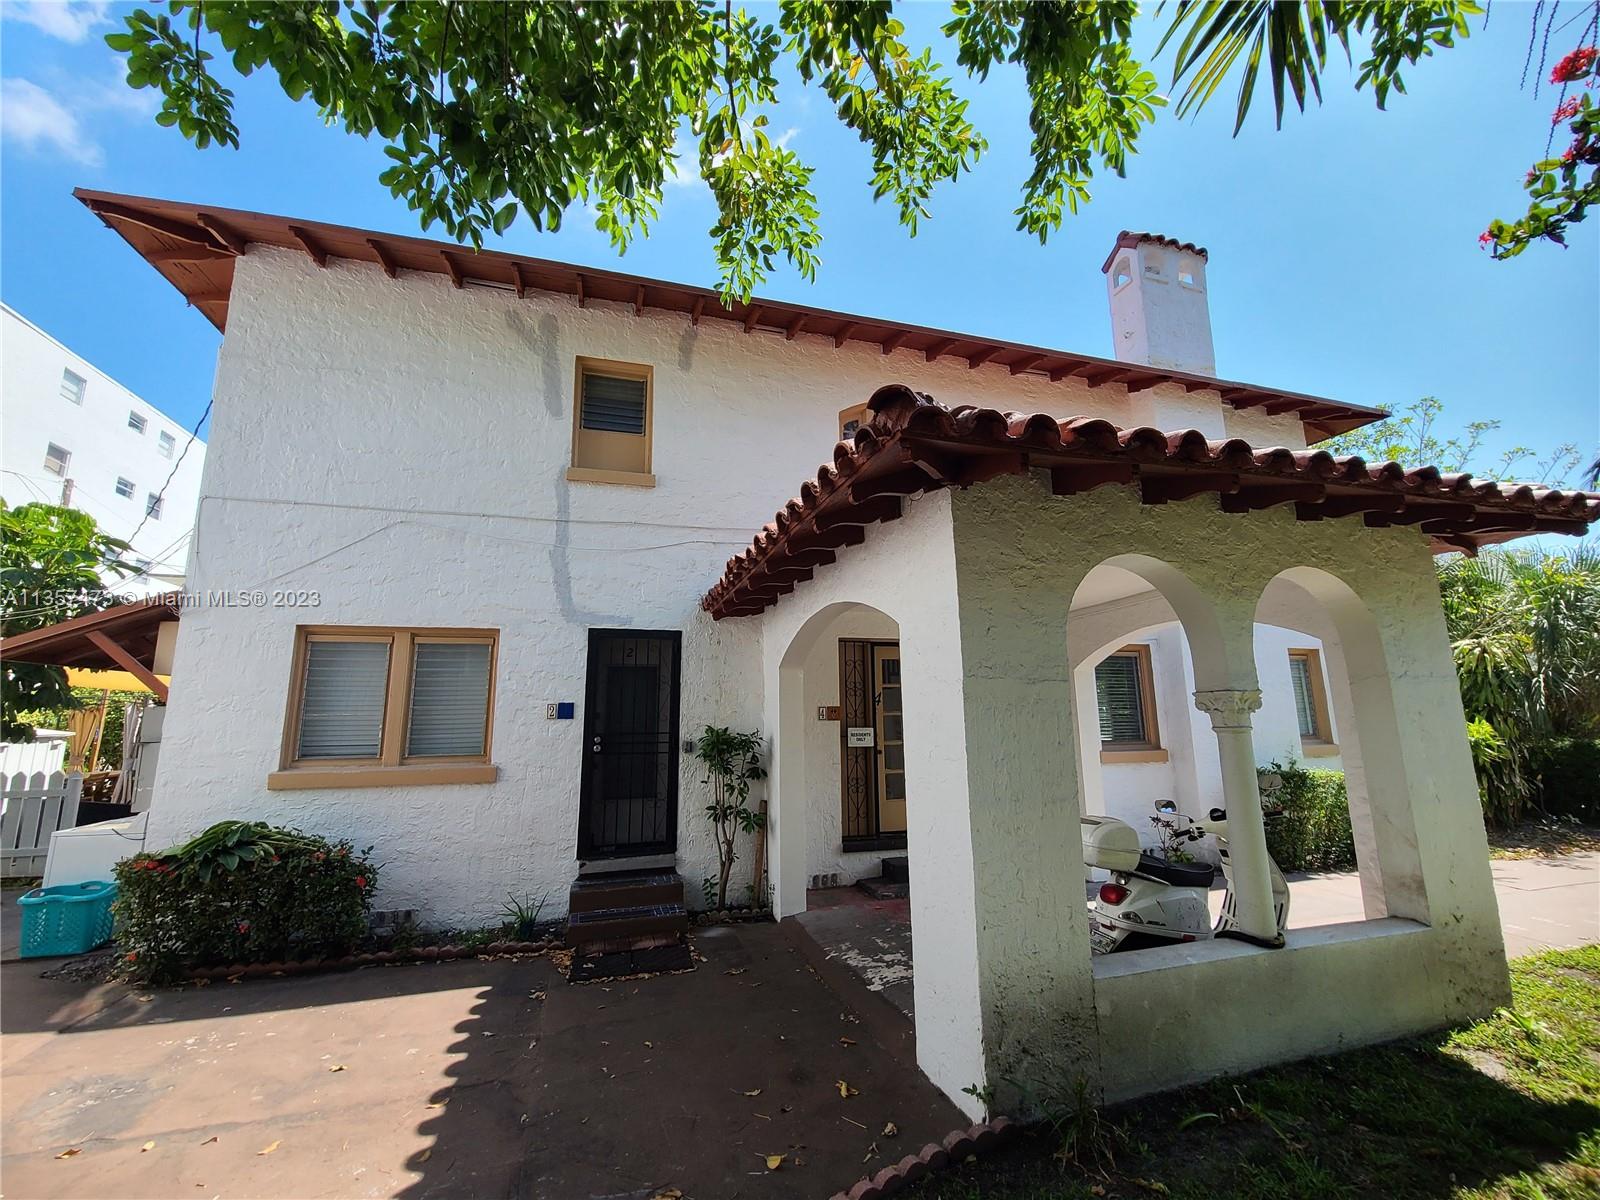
[1193,688,1263,729]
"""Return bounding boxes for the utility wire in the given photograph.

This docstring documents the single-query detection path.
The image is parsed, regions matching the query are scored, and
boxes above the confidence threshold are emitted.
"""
[123,394,212,549]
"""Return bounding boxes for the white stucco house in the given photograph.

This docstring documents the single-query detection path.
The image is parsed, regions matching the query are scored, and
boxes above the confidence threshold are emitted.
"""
[77,189,1598,1113]
[1,303,206,593]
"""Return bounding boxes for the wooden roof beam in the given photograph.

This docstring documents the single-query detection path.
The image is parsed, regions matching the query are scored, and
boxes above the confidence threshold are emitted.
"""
[287,224,328,268]
[146,246,233,264]
[1048,360,1091,382]
[86,199,220,248]
[439,250,464,289]
[743,304,765,333]
[196,213,248,256]
[691,295,705,326]
[1050,462,1135,496]
[786,313,806,341]
[633,284,645,315]
[1220,482,1326,512]
[1140,471,1241,504]
[1083,366,1131,389]
[512,261,529,299]
[571,271,582,306]
[366,238,398,279]
[833,321,858,349]
[1123,374,1168,394]
[86,630,169,702]
[924,337,958,363]
[966,346,999,370]
[1008,353,1045,376]
[880,329,908,356]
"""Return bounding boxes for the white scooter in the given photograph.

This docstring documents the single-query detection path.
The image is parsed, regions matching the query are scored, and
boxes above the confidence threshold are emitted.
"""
[1081,795,1290,954]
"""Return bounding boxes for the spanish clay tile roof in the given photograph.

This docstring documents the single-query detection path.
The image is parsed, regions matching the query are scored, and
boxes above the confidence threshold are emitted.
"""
[1100,230,1208,273]
[702,386,1600,620]
[74,189,1381,440]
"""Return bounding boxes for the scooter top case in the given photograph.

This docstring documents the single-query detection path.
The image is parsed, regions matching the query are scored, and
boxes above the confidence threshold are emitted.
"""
[1080,815,1141,872]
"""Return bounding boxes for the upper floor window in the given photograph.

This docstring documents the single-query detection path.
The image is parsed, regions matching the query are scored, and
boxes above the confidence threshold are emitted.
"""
[115,476,136,499]
[145,492,164,520]
[1288,648,1335,748]
[43,443,71,476]
[128,411,147,434]
[567,358,654,486]
[59,369,86,405]
[839,402,869,440]
[1095,644,1165,762]
[158,430,176,458]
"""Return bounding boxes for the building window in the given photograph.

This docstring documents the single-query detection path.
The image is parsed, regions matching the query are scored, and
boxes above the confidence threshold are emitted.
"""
[128,411,147,434]
[1288,648,1335,749]
[43,443,71,476]
[1112,257,1133,289]
[839,402,869,440]
[567,358,654,485]
[272,626,498,789]
[158,430,176,458]
[1095,645,1165,761]
[115,476,136,499]
[145,492,163,519]
[59,369,86,405]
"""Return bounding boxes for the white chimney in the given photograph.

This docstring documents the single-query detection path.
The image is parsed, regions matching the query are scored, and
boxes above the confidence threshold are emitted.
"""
[1102,232,1215,377]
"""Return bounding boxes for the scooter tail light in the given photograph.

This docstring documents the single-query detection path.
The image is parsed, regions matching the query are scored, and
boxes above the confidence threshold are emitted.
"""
[1098,882,1130,906]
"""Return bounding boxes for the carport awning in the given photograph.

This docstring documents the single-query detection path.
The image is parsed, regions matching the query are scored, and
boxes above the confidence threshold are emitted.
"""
[702,385,1600,620]
[1,595,179,700]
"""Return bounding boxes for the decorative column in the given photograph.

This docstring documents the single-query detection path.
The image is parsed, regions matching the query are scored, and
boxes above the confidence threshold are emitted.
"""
[1193,688,1281,947]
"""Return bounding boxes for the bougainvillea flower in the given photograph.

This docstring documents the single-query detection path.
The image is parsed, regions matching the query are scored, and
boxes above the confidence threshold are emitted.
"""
[1550,46,1597,83]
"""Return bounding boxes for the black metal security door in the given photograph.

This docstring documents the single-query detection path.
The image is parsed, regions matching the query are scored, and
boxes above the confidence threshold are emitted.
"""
[578,630,682,859]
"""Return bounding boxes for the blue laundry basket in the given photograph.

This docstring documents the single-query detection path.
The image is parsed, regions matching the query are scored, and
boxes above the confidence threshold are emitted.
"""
[16,881,118,958]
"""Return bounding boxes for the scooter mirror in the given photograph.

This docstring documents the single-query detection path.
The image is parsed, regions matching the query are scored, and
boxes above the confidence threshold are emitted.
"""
[1155,799,1178,814]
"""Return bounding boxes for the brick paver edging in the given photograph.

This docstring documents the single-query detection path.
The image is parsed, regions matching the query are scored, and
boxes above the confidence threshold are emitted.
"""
[179,937,559,982]
[828,1116,1018,1200]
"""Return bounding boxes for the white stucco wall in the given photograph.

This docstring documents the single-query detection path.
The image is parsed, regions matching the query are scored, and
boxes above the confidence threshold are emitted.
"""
[148,246,1313,928]
[1,303,206,589]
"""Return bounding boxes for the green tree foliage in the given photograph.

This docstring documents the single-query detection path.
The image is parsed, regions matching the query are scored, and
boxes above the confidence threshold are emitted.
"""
[1439,545,1600,824]
[109,1,1473,300]
[692,724,766,909]
[0,502,131,742]
[1318,396,1581,484]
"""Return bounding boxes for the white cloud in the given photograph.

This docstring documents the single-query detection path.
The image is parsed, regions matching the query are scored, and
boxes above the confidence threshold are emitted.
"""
[1,77,102,165]
[1,1,110,43]
[84,54,158,116]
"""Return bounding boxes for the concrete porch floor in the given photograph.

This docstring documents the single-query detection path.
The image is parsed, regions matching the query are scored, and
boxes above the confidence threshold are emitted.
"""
[794,852,1599,1025]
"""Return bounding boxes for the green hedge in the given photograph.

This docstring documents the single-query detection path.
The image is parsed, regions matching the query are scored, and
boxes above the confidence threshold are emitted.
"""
[114,821,378,984]
[1527,738,1600,823]
[1259,761,1356,873]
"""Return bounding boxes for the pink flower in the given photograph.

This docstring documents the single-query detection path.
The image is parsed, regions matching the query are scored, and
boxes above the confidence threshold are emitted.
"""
[1551,47,1597,84]
[355,875,367,888]
[237,921,250,934]
[1478,230,1495,248]
[1553,97,1581,124]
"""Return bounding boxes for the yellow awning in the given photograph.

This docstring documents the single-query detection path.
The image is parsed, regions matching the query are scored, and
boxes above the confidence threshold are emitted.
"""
[64,668,172,694]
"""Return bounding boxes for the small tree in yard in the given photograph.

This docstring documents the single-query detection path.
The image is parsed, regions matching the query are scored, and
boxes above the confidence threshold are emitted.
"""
[694,725,766,910]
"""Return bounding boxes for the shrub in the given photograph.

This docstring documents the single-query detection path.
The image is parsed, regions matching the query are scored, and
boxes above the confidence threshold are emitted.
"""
[1526,737,1600,823]
[114,821,377,983]
[1259,761,1356,873]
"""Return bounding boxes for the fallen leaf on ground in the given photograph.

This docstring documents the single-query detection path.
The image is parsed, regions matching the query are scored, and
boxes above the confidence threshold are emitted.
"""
[256,1141,280,1156]
[141,1141,156,1152]
[416,1148,432,1164]
[836,1080,859,1099]
[862,1141,879,1162]
[136,995,154,1002]
[644,1041,653,1048]
[741,1088,763,1097]
[881,1122,898,1137]
[651,1190,683,1200]
[200,1136,218,1145]
[762,1153,787,1170]
[725,967,746,975]
[55,1148,81,1159]
[327,1064,347,1073]
[839,1037,856,1046]
[425,1099,448,1109]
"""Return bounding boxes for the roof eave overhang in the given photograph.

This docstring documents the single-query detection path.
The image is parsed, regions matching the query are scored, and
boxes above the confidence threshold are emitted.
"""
[74,188,1384,442]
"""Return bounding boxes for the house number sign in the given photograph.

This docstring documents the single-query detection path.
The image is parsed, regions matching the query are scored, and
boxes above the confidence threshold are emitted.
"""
[846,727,875,748]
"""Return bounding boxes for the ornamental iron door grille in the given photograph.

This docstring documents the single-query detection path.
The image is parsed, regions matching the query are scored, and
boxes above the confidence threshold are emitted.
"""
[578,630,682,859]
[838,638,907,850]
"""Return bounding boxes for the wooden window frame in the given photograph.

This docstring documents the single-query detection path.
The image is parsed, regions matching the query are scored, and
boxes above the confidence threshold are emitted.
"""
[269,625,500,790]
[1288,647,1338,756]
[566,356,656,487]
[1097,644,1168,764]
[838,402,870,441]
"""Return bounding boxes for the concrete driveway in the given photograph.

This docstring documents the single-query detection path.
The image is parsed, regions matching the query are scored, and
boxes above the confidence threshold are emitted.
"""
[0,922,962,1200]
[1276,852,1600,957]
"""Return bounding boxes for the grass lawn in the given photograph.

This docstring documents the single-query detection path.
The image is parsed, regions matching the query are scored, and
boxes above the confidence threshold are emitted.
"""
[910,946,1600,1199]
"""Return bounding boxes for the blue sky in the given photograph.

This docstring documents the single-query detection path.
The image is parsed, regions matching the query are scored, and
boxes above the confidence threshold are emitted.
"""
[2,1,1595,482]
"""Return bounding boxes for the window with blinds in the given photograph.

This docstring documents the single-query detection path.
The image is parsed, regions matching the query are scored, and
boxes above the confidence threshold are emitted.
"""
[1095,647,1157,747]
[406,641,493,757]
[570,358,653,481]
[296,639,391,759]
[284,627,497,771]
[1288,649,1331,743]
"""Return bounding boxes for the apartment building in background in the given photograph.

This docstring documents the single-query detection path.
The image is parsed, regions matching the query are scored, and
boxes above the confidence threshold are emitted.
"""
[1,303,205,594]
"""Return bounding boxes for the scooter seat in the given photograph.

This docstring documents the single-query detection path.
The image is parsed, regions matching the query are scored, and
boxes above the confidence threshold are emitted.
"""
[1134,853,1216,888]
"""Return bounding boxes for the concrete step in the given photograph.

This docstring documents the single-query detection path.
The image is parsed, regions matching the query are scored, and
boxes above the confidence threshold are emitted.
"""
[568,870,685,915]
[565,902,687,949]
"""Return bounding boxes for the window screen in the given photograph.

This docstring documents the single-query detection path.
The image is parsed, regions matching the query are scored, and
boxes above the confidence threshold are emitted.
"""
[158,431,176,458]
[296,640,391,759]
[115,477,135,498]
[1095,652,1149,745]
[43,443,70,476]
[145,493,163,519]
[580,372,647,435]
[406,641,492,757]
[1289,655,1318,739]
[60,369,85,404]
[128,411,147,433]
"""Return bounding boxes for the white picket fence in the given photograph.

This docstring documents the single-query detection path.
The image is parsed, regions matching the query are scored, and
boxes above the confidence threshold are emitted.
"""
[1,771,84,878]
[0,736,69,779]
